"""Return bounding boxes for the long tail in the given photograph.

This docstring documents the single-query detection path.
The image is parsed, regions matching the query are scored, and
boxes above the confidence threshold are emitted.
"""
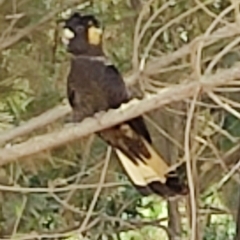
[115,139,188,197]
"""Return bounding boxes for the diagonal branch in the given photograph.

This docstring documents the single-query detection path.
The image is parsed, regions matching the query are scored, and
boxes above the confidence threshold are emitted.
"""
[1,21,240,146]
[0,105,70,146]
[144,22,240,75]
[0,66,240,166]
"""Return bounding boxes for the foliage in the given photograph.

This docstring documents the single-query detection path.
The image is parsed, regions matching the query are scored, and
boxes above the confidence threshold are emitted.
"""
[0,0,240,239]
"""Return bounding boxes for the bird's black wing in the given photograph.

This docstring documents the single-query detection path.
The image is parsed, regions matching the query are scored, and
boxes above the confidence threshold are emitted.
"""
[99,63,188,197]
[103,64,151,143]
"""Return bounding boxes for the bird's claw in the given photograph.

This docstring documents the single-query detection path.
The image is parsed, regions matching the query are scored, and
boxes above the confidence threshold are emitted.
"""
[94,111,105,125]
[65,122,78,128]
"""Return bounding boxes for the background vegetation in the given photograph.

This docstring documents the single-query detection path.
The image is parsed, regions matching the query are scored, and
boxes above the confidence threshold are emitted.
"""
[0,0,240,239]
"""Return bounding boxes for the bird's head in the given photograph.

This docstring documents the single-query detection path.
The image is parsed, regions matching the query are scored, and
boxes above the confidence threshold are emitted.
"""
[61,12,103,55]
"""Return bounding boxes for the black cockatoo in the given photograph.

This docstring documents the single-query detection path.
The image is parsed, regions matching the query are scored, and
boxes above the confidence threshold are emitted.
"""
[61,12,188,197]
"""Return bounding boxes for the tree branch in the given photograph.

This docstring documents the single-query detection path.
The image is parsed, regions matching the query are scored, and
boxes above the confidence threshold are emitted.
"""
[0,0,85,52]
[0,104,70,146]
[0,66,240,166]
[144,22,240,75]
[1,21,240,146]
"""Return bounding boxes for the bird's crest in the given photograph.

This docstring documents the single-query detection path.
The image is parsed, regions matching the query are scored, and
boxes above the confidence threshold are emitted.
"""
[62,12,102,46]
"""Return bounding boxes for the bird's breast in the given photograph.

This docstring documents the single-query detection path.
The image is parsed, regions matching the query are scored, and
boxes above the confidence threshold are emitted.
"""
[67,58,109,119]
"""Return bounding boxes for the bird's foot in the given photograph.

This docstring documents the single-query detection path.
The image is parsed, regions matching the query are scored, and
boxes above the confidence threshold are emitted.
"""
[64,122,79,128]
[93,111,105,125]
[119,98,140,110]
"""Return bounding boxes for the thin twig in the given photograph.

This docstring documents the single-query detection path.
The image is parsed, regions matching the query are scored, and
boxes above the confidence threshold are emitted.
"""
[217,160,240,189]
[11,195,28,237]
[132,0,155,69]
[141,0,213,70]
[206,36,240,74]
[0,0,85,51]
[0,104,70,146]
[78,147,112,233]
[185,88,200,240]
[208,91,240,120]
[145,22,240,75]
[196,3,235,76]
[0,182,125,193]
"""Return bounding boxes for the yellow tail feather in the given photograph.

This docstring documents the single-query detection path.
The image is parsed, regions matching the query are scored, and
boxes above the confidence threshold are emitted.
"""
[115,139,169,187]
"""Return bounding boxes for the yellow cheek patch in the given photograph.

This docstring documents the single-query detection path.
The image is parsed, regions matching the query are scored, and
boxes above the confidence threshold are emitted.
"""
[88,26,102,45]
